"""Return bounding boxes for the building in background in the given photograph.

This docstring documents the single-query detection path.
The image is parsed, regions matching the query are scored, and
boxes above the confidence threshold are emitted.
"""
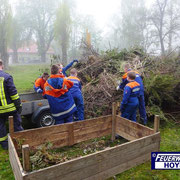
[8,43,54,64]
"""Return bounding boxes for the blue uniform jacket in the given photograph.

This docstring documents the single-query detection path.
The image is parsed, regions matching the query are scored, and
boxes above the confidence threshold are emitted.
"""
[67,76,82,95]
[121,81,140,109]
[43,75,77,119]
[119,70,144,95]
[0,70,20,115]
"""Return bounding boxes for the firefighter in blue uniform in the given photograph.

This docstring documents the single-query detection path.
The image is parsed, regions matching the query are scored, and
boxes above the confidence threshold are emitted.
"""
[67,68,84,121]
[0,60,23,150]
[43,65,77,124]
[120,71,140,122]
[117,63,147,124]
[58,59,78,77]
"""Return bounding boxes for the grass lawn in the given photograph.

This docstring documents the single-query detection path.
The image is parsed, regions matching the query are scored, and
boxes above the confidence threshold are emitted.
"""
[7,64,51,93]
[0,65,180,179]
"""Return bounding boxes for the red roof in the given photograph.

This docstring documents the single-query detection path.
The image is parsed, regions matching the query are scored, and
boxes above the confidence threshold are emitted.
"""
[8,44,54,54]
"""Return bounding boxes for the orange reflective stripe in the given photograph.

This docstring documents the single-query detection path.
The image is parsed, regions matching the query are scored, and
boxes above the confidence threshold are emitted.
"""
[50,74,65,79]
[63,79,74,89]
[44,80,70,97]
[67,76,80,81]
[122,73,127,79]
[126,81,140,88]
[122,70,140,79]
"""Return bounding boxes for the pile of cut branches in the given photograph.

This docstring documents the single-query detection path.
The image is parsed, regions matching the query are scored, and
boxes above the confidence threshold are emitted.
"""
[75,46,180,122]
[75,47,148,119]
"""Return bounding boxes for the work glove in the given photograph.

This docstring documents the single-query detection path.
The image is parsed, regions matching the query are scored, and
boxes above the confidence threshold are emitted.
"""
[16,106,22,114]
[116,86,120,91]
[37,88,43,93]
[13,99,22,114]
[73,59,78,63]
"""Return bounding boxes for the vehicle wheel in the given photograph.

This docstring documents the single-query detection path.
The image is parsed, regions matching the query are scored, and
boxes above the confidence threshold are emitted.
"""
[36,111,55,127]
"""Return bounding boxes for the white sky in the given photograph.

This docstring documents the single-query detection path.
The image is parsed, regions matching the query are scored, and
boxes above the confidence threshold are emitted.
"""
[9,0,154,31]
[76,0,121,30]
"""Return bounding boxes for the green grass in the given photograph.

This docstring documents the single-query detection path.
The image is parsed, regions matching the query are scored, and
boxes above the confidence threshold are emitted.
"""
[7,64,51,93]
[0,147,14,180]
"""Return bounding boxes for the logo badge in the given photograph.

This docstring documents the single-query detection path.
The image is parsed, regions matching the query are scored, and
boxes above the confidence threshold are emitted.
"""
[151,152,180,170]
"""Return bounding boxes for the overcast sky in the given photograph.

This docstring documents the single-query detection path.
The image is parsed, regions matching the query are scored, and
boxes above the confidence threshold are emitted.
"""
[76,0,154,34]
[76,0,121,30]
[9,0,155,31]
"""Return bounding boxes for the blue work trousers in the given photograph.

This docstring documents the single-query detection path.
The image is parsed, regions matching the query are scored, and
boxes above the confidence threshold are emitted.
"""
[72,93,84,121]
[138,94,147,124]
[121,104,139,122]
[55,115,73,125]
[0,113,23,149]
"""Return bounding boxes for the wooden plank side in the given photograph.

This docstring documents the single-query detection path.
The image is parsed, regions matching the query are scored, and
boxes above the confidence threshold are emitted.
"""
[25,141,159,180]
[11,123,70,148]
[74,116,112,144]
[60,142,159,180]
[12,131,69,149]
[11,115,112,148]
[116,129,137,141]
[116,116,154,139]
[23,133,160,180]
[74,128,112,144]
[116,115,154,134]
[74,118,112,137]
[86,152,152,180]
[8,135,24,180]
[73,115,112,130]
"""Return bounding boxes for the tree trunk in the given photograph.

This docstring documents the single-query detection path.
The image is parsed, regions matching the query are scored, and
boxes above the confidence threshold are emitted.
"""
[12,48,18,63]
[40,52,46,62]
[1,51,9,69]
[159,35,165,56]
[62,44,67,65]
[168,2,173,53]
[159,18,165,56]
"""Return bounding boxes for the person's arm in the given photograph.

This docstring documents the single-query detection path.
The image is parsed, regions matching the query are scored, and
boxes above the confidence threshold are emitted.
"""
[120,86,131,112]
[34,78,43,93]
[6,75,22,114]
[119,78,128,90]
[62,60,78,75]
[79,81,82,91]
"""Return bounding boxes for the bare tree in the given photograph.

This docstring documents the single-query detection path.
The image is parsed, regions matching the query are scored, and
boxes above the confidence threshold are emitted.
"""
[149,0,180,55]
[0,0,12,68]
[55,0,71,65]
[150,0,168,56]
[166,0,180,53]
[19,0,56,62]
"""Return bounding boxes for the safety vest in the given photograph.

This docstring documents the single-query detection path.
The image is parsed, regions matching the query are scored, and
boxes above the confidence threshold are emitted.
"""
[0,71,19,114]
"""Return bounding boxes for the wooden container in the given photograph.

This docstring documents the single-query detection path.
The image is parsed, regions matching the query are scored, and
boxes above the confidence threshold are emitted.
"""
[9,103,160,180]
